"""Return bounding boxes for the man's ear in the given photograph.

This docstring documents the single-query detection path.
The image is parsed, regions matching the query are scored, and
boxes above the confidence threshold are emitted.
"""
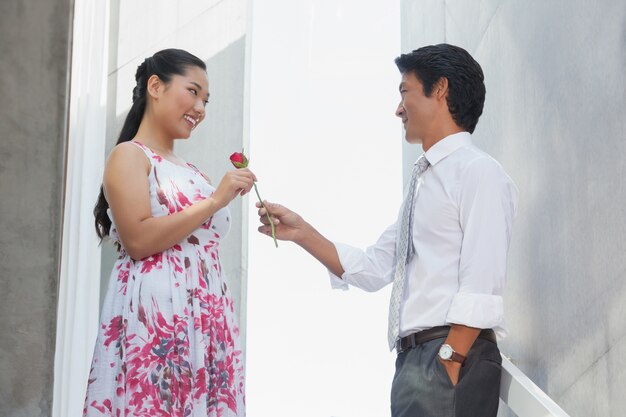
[146,74,162,100]
[434,77,449,100]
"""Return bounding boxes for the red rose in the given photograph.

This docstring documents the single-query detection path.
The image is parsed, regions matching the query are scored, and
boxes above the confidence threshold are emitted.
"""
[228,149,278,247]
[229,152,249,169]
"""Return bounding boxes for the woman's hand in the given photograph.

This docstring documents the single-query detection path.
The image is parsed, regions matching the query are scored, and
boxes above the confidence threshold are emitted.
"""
[212,168,257,209]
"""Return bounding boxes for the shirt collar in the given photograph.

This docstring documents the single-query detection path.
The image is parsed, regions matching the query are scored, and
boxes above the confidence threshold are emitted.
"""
[420,131,472,166]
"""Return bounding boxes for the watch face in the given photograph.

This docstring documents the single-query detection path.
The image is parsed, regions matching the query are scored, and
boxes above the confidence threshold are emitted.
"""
[439,344,453,360]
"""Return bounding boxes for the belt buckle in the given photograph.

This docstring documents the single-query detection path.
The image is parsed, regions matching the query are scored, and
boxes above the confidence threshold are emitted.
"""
[396,339,406,354]
[396,335,416,354]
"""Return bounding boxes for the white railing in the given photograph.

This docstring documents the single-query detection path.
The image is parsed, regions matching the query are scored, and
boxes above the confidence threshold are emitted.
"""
[331,354,570,417]
[500,355,571,416]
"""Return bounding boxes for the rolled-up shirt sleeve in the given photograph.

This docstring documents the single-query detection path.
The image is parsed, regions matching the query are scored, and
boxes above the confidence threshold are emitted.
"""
[328,221,398,292]
[446,158,518,337]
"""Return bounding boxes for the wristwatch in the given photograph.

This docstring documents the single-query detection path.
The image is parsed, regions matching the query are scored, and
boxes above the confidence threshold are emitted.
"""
[438,343,466,364]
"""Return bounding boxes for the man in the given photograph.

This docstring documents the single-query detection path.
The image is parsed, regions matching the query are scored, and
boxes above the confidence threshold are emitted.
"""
[256,44,518,417]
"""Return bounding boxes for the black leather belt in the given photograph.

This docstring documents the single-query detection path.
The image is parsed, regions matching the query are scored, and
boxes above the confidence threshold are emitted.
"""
[396,326,497,354]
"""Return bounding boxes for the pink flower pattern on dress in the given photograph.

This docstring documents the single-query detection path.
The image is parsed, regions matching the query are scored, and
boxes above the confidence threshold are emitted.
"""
[85,141,244,416]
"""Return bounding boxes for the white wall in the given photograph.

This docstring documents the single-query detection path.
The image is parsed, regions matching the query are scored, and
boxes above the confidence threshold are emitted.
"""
[246,1,402,416]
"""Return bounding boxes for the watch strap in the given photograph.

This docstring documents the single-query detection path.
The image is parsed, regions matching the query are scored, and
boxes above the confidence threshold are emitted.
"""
[450,351,466,364]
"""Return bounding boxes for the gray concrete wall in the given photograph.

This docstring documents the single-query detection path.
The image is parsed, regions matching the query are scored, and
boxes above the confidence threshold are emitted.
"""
[400,1,626,416]
[101,0,249,346]
[0,0,72,416]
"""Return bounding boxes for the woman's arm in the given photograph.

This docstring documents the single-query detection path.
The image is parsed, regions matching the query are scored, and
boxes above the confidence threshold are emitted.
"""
[104,142,256,260]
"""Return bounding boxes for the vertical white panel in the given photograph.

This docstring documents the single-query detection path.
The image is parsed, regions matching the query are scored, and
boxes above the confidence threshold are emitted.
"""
[53,1,110,416]
[246,1,401,416]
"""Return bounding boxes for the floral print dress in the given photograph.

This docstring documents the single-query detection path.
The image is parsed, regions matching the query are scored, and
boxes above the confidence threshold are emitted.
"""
[84,141,245,417]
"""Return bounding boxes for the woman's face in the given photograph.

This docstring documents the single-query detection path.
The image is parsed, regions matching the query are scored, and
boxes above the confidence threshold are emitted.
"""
[153,66,210,140]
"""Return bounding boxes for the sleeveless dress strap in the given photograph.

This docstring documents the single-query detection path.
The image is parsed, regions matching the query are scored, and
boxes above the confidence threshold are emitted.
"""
[128,140,161,165]
[186,162,213,185]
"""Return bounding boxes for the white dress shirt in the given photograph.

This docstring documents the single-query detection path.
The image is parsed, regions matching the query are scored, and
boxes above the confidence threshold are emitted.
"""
[329,132,518,339]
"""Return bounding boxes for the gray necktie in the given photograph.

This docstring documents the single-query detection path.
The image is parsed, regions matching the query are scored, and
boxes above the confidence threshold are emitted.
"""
[387,155,430,351]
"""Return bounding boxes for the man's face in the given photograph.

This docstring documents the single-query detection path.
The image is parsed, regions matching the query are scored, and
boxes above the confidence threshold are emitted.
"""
[395,71,438,144]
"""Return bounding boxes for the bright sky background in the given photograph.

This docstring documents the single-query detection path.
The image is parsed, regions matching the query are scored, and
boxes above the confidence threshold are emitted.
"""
[246,1,403,416]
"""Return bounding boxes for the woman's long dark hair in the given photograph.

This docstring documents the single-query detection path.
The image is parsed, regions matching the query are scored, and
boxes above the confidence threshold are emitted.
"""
[94,49,206,241]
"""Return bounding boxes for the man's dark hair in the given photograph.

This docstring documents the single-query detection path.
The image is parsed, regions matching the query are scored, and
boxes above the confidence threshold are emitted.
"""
[395,44,486,133]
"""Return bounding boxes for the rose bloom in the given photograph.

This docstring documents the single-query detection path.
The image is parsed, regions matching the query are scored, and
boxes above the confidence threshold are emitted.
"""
[229,152,248,169]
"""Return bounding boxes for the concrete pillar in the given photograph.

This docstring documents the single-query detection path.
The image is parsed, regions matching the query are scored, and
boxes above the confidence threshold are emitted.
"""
[0,0,72,416]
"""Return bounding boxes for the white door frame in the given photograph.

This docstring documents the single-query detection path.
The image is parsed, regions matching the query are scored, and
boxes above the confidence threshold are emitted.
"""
[53,1,110,416]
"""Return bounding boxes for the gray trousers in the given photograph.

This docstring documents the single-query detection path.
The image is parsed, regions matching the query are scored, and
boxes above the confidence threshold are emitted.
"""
[390,337,501,417]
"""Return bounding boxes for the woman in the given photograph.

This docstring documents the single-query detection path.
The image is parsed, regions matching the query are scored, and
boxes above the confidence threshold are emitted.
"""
[85,49,254,417]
